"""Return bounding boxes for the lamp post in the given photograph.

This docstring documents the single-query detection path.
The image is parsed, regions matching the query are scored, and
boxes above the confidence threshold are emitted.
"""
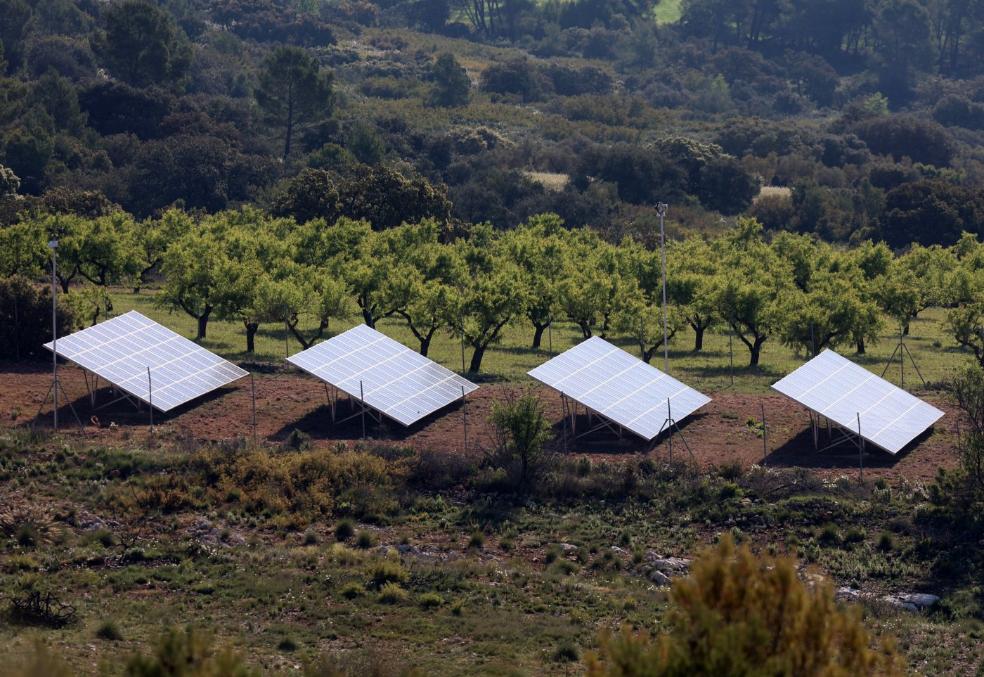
[656,203,669,372]
[48,239,59,430]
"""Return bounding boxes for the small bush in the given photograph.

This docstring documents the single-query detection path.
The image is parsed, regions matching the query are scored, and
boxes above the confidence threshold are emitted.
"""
[125,627,252,676]
[340,582,364,599]
[818,524,841,547]
[96,620,123,641]
[467,530,485,550]
[877,532,895,552]
[844,527,866,545]
[378,583,408,605]
[355,530,376,549]
[277,637,298,652]
[586,536,903,676]
[302,531,318,546]
[369,560,408,589]
[419,592,444,609]
[450,599,464,616]
[554,641,579,663]
[334,519,355,542]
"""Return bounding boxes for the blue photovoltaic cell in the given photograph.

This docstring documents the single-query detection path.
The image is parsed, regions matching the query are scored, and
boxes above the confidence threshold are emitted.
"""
[772,349,943,454]
[286,324,478,426]
[527,336,711,440]
[43,311,248,412]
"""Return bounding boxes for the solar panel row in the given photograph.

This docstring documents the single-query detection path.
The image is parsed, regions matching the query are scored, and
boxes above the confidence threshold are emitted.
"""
[528,336,711,440]
[44,313,943,455]
[44,311,248,412]
[287,324,478,426]
[771,349,943,454]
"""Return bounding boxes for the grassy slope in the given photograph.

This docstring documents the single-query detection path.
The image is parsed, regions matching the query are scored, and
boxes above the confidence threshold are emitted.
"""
[1,436,982,675]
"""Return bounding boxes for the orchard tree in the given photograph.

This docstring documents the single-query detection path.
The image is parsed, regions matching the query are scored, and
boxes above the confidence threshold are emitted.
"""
[449,225,525,373]
[559,233,632,339]
[778,271,881,356]
[256,46,335,165]
[615,288,688,364]
[503,214,567,349]
[947,302,984,368]
[874,261,921,338]
[668,237,719,352]
[385,221,463,355]
[157,220,229,340]
[712,219,790,367]
[134,209,193,292]
[0,219,46,278]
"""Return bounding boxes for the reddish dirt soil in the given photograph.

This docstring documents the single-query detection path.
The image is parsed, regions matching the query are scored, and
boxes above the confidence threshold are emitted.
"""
[0,361,962,482]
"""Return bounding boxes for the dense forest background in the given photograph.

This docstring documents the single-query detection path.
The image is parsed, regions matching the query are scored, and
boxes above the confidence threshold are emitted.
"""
[1,0,984,246]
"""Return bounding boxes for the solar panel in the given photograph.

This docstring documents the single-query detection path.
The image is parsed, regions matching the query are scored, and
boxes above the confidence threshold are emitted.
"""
[44,310,248,412]
[286,324,478,427]
[772,349,943,454]
[528,336,711,440]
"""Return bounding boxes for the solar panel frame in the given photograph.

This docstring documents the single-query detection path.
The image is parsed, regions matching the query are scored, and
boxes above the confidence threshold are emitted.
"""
[44,310,248,412]
[527,336,712,441]
[771,349,944,454]
[286,324,478,427]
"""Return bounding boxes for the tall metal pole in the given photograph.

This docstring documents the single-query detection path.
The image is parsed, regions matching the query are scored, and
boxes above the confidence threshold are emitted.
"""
[49,240,59,430]
[657,203,669,373]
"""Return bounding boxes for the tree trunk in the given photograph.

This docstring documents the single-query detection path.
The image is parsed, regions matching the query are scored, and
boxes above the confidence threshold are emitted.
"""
[419,334,432,357]
[577,322,592,339]
[196,310,211,341]
[468,344,486,373]
[856,337,866,354]
[532,322,548,349]
[283,84,294,165]
[693,326,704,352]
[361,307,375,328]
[245,321,258,353]
[641,347,654,363]
[749,336,766,367]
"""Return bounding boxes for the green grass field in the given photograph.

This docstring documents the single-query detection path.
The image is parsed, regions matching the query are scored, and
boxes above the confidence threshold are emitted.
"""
[113,288,964,393]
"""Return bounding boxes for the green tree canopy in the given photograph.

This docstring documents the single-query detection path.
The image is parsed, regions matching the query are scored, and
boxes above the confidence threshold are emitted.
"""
[94,0,191,87]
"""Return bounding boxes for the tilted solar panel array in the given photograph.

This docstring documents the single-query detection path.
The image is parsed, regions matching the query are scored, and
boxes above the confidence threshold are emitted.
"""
[286,324,478,426]
[44,311,248,412]
[527,336,711,440]
[772,349,943,454]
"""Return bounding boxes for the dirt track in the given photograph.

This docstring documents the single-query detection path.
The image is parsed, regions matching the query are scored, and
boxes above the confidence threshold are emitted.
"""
[0,362,962,482]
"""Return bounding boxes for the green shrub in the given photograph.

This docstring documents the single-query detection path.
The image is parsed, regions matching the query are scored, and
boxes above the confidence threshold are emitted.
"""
[585,536,903,676]
[554,641,579,662]
[96,620,123,641]
[334,519,355,542]
[877,532,895,552]
[340,582,365,599]
[277,637,298,652]
[378,583,408,605]
[369,561,407,589]
[419,592,444,609]
[125,626,256,676]
[355,531,376,549]
[489,392,553,491]
[468,530,485,550]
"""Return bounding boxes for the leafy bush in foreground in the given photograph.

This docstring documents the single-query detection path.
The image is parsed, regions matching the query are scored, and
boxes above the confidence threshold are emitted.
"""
[586,536,903,676]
